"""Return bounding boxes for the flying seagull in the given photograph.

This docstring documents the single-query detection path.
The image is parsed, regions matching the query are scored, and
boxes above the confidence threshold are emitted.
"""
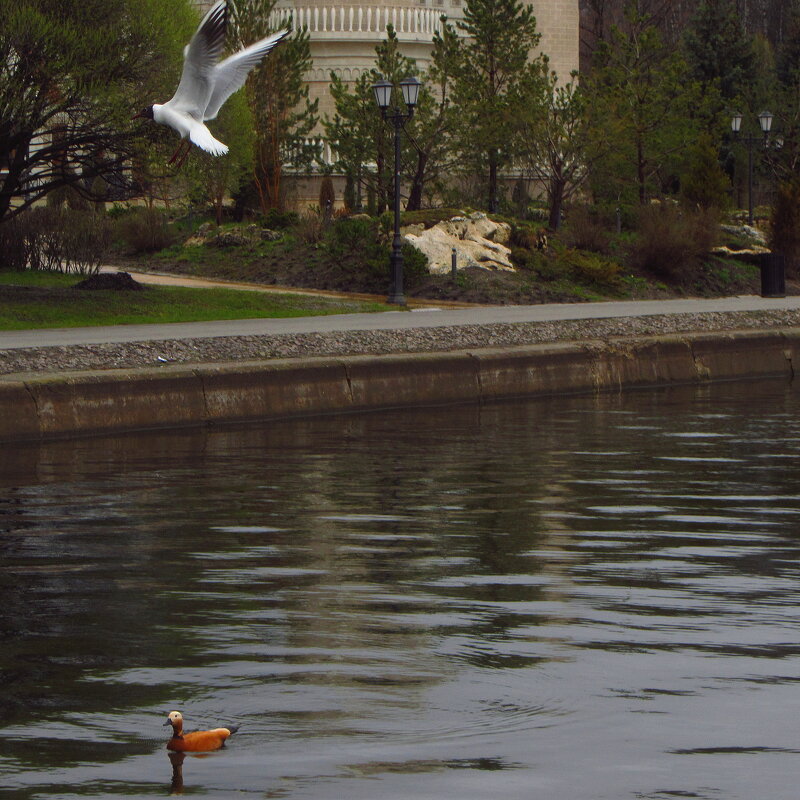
[133,0,289,167]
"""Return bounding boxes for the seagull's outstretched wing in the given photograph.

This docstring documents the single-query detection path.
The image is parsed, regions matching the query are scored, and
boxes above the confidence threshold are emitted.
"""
[203,29,290,121]
[168,0,228,118]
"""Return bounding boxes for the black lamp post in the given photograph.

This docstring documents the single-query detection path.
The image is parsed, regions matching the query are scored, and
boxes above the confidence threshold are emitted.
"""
[731,110,773,225]
[372,75,421,305]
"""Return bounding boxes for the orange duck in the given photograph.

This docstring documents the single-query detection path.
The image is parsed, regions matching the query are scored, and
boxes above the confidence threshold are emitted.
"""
[164,710,239,752]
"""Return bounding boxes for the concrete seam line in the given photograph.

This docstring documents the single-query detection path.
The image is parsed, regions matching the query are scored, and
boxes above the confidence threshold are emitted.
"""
[193,366,211,426]
[466,351,484,405]
[342,359,355,406]
[22,380,42,438]
[782,330,796,381]
[688,337,708,381]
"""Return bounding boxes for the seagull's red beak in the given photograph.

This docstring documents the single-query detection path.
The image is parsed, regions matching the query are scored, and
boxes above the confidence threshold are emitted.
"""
[131,112,144,120]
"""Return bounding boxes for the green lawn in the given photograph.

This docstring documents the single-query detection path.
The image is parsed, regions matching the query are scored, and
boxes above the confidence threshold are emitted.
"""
[0,271,393,330]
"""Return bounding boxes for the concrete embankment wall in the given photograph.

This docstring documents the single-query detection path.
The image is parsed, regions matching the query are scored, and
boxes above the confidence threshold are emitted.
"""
[1,328,797,442]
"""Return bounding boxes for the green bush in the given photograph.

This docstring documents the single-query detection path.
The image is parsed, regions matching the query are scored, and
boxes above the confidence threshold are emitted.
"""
[321,216,428,292]
[537,246,622,289]
[508,224,540,250]
[263,208,299,229]
[563,249,622,288]
[680,133,732,211]
[509,246,534,269]
[115,207,176,254]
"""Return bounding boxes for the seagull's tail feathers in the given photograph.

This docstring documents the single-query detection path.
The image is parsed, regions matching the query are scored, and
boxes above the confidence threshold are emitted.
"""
[190,124,228,156]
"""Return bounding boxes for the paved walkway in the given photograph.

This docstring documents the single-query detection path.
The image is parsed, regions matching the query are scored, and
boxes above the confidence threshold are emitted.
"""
[2,269,799,351]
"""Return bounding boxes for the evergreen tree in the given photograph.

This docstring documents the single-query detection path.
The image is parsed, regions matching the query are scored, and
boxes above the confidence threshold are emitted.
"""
[514,67,604,229]
[769,10,800,183]
[679,132,732,210]
[683,0,755,103]
[325,27,418,214]
[234,0,318,212]
[451,0,544,212]
[589,6,708,205]
[777,7,800,84]
[325,25,456,213]
[325,70,388,213]
[405,20,459,210]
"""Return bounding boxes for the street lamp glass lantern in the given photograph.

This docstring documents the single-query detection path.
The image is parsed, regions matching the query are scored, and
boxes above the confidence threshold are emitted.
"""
[399,76,421,109]
[758,110,774,134]
[371,79,393,110]
[731,112,743,133]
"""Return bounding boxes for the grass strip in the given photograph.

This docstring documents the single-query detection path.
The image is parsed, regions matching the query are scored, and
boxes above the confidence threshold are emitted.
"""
[0,271,392,330]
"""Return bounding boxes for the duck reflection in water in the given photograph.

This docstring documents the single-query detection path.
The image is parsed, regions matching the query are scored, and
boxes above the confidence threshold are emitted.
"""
[168,751,186,795]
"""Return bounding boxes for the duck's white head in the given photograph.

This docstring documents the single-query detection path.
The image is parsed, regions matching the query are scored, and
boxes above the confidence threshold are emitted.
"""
[164,710,184,731]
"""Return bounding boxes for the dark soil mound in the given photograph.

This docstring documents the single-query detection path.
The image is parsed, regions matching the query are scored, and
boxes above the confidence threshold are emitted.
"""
[73,272,144,291]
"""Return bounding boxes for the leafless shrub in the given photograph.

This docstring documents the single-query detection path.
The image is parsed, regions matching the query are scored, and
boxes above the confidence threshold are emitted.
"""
[292,208,324,244]
[0,207,111,274]
[628,204,719,282]
[0,215,28,271]
[561,205,611,253]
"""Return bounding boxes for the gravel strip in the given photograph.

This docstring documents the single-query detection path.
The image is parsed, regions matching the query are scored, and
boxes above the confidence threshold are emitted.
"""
[2,309,800,377]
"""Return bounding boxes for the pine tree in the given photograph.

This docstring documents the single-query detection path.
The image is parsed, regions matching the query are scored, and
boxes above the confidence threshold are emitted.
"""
[589,6,708,205]
[451,0,544,212]
[324,25,455,213]
[679,132,732,210]
[234,0,318,213]
[514,68,603,229]
[683,0,755,102]
[769,9,800,184]
[326,70,387,213]
[324,27,418,214]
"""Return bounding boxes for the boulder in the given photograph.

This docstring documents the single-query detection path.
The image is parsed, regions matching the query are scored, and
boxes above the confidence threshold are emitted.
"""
[466,211,511,244]
[73,272,144,291]
[205,230,251,248]
[402,212,515,274]
[720,224,767,246]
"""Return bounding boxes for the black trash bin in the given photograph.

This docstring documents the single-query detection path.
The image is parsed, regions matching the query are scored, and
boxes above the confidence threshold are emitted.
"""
[760,253,786,298]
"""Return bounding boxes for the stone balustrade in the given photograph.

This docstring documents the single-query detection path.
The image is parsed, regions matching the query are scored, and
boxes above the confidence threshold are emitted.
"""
[270,6,447,37]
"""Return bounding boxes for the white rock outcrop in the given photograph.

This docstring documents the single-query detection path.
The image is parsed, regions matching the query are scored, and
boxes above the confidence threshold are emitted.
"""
[402,212,515,274]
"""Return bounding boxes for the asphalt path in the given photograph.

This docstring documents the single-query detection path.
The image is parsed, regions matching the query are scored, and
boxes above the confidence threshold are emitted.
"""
[2,285,800,350]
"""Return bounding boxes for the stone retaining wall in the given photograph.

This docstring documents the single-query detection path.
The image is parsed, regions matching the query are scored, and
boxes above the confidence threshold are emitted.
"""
[1,329,796,442]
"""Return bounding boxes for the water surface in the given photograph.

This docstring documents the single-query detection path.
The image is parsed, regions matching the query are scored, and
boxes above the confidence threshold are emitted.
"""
[2,379,799,799]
